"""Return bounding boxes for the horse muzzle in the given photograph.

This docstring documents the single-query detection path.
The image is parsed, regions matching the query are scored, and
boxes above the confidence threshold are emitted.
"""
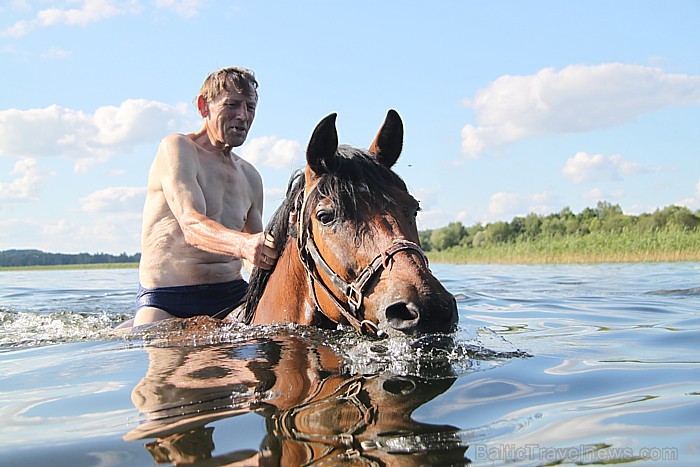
[379,292,459,337]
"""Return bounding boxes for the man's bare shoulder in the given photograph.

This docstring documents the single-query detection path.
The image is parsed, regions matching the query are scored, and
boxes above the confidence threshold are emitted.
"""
[158,133,198,156]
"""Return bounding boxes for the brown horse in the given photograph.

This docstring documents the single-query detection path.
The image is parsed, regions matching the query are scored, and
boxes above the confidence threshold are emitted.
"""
[125,332,467,465]
[231,110,458,337]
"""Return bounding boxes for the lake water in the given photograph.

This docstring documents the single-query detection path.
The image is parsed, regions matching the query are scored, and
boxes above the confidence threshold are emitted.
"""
[1,263,699,466]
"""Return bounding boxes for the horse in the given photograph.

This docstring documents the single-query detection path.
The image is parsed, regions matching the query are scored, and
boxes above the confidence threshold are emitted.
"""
[229,110,459,337]
[125,332,468,465]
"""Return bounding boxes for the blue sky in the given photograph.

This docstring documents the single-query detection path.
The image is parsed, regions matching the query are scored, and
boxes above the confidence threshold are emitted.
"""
[1,0,699,254]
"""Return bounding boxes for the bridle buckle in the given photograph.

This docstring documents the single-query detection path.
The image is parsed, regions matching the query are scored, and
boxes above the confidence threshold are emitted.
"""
[347,284,363,312]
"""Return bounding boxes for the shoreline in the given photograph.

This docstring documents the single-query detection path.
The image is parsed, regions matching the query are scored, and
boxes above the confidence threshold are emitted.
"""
[2,256,700,271]
[427,254,700,265]
[0,263,139,271]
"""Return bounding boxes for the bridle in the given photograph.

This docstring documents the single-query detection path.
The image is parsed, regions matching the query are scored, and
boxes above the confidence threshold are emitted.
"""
[273,373,379,465]
[293,183,430,338]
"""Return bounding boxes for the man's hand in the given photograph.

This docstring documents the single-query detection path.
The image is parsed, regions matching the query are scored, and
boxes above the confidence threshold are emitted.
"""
[246,232,278,270]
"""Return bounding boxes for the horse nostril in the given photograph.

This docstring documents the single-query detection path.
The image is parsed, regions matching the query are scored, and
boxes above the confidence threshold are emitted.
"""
[383,377,417,395]
[385,301,420,331]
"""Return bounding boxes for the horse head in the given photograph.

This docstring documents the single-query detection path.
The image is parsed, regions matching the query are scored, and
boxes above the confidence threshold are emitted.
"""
[246,110,459,337]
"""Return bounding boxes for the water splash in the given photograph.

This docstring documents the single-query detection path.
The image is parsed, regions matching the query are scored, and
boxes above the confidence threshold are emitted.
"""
[125,317,527,380]
[0,310,125,348]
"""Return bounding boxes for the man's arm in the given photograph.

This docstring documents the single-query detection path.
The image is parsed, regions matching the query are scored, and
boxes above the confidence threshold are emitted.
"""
[240,163,278,272]
[157,134,274,269]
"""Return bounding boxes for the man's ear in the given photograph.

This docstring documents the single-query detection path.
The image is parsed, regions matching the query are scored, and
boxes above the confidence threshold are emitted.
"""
[197,95,209,118]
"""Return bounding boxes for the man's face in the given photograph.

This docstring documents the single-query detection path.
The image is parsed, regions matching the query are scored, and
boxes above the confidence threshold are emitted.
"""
[205,88,257,148]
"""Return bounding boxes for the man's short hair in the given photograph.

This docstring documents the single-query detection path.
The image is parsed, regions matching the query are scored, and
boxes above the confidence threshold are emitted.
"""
[198,67,258,103]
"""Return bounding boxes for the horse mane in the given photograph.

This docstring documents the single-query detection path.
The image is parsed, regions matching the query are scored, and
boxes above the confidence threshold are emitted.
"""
[242,145,412,323]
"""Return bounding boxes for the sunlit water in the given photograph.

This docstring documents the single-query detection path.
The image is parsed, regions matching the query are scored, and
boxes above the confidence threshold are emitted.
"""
[1,263,698,465]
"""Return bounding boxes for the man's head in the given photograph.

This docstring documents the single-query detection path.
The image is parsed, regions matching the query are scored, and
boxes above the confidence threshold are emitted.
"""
[198,67,258,103]
[197,67,259,149]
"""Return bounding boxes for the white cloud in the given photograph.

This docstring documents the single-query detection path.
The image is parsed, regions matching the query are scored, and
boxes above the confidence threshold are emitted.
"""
[0,157,54,203]
[489,192,523,217]
[411,187,442,211]
[42,218,72,236]
[0,100,193,172]
[240,136,302,170]
[1,0,142,37]
[582,187,625,202]
[461,63,700,158]
[40,46,73,59]
[677,179,700,210]
[485,191,559,222]
[80,186,146,213]
[154,0,201,17]
[264,186,287,201]
[562,152,646,184]
[37,212,142,254]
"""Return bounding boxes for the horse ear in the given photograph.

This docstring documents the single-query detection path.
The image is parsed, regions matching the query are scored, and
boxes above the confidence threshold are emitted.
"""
[307,113,339,174]
[369,109,403,168]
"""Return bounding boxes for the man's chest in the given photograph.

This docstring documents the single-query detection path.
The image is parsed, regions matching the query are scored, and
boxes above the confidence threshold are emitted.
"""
[197,160,253,228]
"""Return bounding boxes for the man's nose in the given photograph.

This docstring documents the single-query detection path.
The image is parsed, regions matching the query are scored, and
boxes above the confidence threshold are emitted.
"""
[233,103,247,120]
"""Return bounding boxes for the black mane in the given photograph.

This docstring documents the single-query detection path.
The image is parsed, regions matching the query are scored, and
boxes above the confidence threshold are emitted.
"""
[242,145,412,322]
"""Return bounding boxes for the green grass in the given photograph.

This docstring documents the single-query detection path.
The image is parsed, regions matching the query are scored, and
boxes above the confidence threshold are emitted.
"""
[0,263,139,271]
[427,229,700,264]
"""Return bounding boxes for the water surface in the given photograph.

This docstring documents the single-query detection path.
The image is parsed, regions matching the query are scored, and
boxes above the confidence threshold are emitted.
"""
[1,263,698,465]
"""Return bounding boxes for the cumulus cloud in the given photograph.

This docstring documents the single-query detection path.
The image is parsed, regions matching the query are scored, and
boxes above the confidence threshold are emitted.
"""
[40,46,73,59]
[0,100,193,171]
[80,186,146,213]
[562,152,646,184]
[486,191,557,221]
[0,157,54,203]
[582,187,625,202]
[240,136,303,170]
[1,0,142,37]
[42,218,72,236]
[38,212,143,253]
[154,0,202,17]
[489,192,523,217]
[2,0,202,37]
[677,179,700,210]
[461,63,700,158]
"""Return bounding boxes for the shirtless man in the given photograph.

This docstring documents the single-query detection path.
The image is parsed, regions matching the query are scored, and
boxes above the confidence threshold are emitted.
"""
[128,67,277,327]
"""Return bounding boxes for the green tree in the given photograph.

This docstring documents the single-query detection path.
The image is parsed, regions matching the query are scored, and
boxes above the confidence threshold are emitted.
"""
[522,213,542,239]
[485,221,513,244]
[430,222,466,251]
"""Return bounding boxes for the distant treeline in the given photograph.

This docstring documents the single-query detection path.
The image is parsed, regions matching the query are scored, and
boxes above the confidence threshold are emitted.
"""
[0,249,141,268]
[420,202,700,254]
[2,202,698,267]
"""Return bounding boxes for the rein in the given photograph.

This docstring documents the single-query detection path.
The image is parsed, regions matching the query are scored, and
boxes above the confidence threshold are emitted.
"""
[293,185,429,338]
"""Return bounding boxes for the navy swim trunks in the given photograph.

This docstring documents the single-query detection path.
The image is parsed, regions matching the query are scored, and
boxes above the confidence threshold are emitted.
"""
[136,279,248,319]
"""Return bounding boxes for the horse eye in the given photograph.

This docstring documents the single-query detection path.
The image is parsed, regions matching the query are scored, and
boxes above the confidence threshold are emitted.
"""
[316,209,335,226]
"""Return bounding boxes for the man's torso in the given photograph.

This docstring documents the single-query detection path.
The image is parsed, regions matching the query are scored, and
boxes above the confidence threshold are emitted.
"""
[139,134,258,288]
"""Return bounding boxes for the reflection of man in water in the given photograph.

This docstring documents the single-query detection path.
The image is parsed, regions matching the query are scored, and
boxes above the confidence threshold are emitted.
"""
[125,342,280,464]
[125,336,467,465]
[124,67,278,329]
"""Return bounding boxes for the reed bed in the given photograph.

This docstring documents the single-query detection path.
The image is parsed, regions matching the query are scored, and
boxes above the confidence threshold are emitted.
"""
[428,229,700,264]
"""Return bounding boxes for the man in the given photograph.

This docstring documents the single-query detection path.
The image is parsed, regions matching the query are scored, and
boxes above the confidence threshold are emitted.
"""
[127,67,277,327]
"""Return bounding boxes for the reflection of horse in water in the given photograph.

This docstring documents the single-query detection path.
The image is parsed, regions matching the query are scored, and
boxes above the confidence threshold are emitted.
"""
[229,110,458,337]
[125,332,467,465]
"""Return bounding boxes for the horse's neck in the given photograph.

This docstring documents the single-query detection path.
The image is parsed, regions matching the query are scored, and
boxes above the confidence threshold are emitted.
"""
[252,241,315,325]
